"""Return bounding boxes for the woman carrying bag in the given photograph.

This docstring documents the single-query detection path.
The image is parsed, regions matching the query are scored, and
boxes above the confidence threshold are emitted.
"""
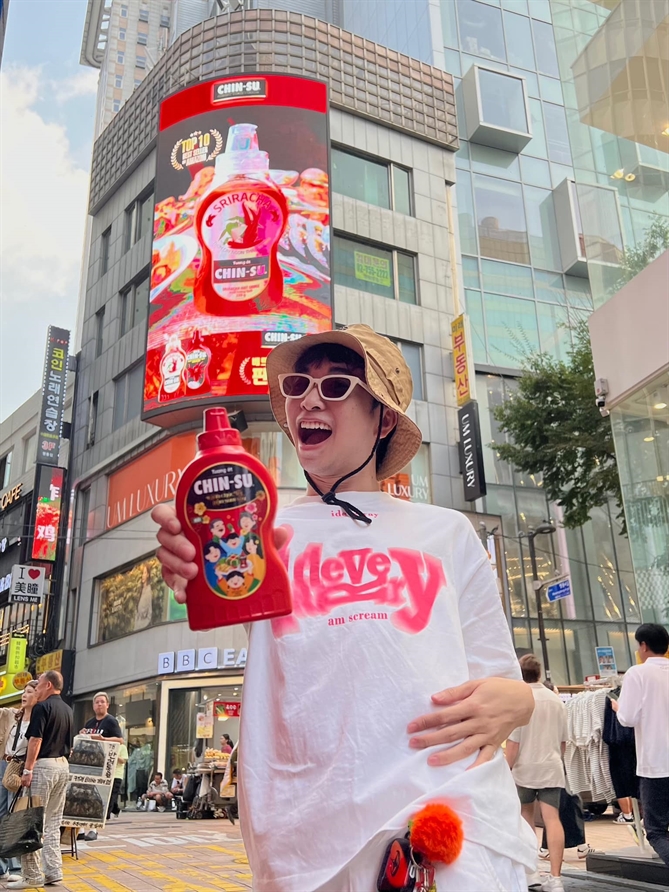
[0,682,38,881]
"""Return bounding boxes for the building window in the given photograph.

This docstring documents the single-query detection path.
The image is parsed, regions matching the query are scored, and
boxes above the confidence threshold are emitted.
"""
[114,75,123,88]
[113,364,144,431]
[135,56,146,69]
[87,392,99,448]
[77,487,90,546]
[112,99,121,113]
[118,28,126,40]
[120,274,150,335]
[333,235,417,304]
[136,192,154,242]
[160,9,170,28]
[117,51,124,64]
[394,341,424,401]
[95,307,105,358]
[531,19,559,78]
[100,226,111,276]
[134,79,142,88]
[120,4,128,16]
[473,174,530,264]
[139,6,149,22]
[503,11,535,71]
[137,32,148,46]
[331,148,412,214]
[124,189,153,251]
[0,452,12,489]
[457,0,505,63]
[478,69,529,135]
[22,433,37,474]
[543,102,572,166]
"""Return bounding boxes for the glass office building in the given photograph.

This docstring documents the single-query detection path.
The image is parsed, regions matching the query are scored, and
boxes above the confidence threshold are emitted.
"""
[340,0,669,681]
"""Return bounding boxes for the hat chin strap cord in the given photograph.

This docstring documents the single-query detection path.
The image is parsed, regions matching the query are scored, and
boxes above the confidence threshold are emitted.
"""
[304,407,384,525]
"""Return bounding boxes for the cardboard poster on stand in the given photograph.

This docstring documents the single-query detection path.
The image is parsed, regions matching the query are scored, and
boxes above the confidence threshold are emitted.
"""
[62,736,119,830]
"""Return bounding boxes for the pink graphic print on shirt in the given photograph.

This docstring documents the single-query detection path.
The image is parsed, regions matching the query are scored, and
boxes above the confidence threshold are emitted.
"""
[271,533,446,637]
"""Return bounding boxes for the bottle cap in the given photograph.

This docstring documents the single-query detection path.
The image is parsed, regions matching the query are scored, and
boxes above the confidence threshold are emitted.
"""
[214,123,269,181]
[198,407,242,450]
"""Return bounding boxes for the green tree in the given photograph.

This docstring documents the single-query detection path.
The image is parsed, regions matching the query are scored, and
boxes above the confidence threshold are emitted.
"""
[616,216,669,288]
[492,322,624,531]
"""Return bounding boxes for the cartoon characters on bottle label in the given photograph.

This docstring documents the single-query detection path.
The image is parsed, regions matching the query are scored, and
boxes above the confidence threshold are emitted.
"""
[185,462,269,600]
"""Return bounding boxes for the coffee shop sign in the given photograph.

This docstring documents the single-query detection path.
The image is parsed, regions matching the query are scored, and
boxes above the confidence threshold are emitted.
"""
[158,646,247,675]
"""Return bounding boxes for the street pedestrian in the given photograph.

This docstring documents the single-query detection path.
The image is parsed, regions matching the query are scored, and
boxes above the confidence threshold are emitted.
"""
[220,734,232,754]
[78,691,124,840]
[13,670,73,890]
[614,623,669,866]
[506,654,568,892]
[144,772,173,811]
[0,681,38,881]
[153,326,537,891]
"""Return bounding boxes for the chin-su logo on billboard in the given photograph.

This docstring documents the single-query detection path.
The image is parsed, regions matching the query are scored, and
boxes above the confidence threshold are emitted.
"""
[171,129,223,170]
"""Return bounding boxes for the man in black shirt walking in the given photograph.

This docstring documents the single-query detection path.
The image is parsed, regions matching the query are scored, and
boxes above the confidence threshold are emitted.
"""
[78,692,123,840]
[15,670,73,890]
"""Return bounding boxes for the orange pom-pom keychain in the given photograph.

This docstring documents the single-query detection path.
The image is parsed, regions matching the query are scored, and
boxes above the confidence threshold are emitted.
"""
[409,802,464,866]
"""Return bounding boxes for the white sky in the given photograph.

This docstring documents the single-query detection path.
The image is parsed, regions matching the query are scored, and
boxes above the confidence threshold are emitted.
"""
[1,0,98,421]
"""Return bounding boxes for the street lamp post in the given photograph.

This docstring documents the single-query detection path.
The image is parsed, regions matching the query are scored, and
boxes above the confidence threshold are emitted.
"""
[524,522,556,682]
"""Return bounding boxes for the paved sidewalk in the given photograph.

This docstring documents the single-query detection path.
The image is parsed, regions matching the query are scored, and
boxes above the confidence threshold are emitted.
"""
[53,811,250,891]
[8,807,666,891]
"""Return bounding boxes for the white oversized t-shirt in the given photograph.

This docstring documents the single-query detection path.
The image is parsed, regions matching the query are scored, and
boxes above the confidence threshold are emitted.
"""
[238,493,537,891]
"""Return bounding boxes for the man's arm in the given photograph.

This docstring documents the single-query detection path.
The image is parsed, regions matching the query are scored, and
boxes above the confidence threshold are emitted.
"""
[616,669,642,728]
[21,737,43,787]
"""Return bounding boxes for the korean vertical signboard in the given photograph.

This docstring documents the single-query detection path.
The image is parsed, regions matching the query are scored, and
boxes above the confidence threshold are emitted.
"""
[143,74,332,425]
[30,465,65,562]
[451,314,475,407]
[37,327,70,465]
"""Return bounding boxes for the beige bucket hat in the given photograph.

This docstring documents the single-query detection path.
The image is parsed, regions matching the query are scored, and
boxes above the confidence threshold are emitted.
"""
[266,324,423,479]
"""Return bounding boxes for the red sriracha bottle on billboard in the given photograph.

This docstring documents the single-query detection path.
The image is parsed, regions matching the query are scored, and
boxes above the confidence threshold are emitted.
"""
[194,123,288,316]
[175,407,292,630]
[185,329,211,394]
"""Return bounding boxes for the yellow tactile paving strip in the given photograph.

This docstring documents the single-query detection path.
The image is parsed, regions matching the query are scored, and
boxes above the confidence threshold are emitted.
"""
[40,813,254,892]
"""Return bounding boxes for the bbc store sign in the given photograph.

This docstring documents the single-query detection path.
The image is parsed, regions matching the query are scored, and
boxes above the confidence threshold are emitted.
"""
[158,646,247,675]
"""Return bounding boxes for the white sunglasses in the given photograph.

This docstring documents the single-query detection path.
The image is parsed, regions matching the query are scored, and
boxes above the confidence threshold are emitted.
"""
[278,373,374,402]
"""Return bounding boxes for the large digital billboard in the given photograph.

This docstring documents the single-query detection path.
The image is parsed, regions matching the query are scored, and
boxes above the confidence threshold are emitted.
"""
[143,74,332,424]
[30,465,65,563]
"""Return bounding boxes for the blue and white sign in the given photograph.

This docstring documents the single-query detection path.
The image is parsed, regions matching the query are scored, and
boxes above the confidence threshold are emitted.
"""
[546,578,571,602]
[596,646,617,677]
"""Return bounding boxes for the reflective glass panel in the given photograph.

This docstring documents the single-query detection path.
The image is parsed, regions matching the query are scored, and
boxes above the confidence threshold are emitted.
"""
[464,289,488,364]
[482,259,533,297]
[597,623,632,673]
[483,484,527,615]
[331,148,390,209]
[537,302,571,361]
[457,0,506,62]
[456,170,478,254]
[397,252,417,304]
[531,19,559,77]
[484,292,539,365]
[134,275,149,328]
[543,102,572,165]
[529,623,568,683]
[478,69,529,133]
[444,48,462,77]
[563,526,594,621]
[392,166,412,215]
[530,0,552,22]
[462,255,480,289]
[522,98,548,158]
[534,270,565,304]
[563,621,598,683]
[582,507,625,623]
[477,379,515,487]
[441,0,458,47]
[333,236,394,300]
[520,156,551,188]
[502,0,528,14]
[398,341,424,400]
[539,75,563,104]
[474,174,530,264]
[503,11,535,70]
[564,276,593,309]
[471,144,521,179]
[524,185,562,270]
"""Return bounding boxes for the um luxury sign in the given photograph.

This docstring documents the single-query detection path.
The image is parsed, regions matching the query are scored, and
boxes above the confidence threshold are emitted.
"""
[457,401,486,503]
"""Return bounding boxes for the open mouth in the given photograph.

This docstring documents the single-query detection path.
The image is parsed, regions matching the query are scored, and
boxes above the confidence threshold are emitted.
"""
[298,420,332,446]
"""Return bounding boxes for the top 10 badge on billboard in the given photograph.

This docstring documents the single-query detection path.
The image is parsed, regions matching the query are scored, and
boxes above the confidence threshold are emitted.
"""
[143,74,333,426]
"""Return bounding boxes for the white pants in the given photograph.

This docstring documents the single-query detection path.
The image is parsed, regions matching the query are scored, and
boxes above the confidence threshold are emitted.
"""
[21,757,70,884]
[314,840,528,892]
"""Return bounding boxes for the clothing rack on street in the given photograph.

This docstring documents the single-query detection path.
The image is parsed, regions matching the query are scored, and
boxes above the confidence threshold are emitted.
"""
[563,687,616,805]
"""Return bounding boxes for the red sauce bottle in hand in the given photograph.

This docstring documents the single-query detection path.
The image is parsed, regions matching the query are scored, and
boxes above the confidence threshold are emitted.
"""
[175,407,292,630]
